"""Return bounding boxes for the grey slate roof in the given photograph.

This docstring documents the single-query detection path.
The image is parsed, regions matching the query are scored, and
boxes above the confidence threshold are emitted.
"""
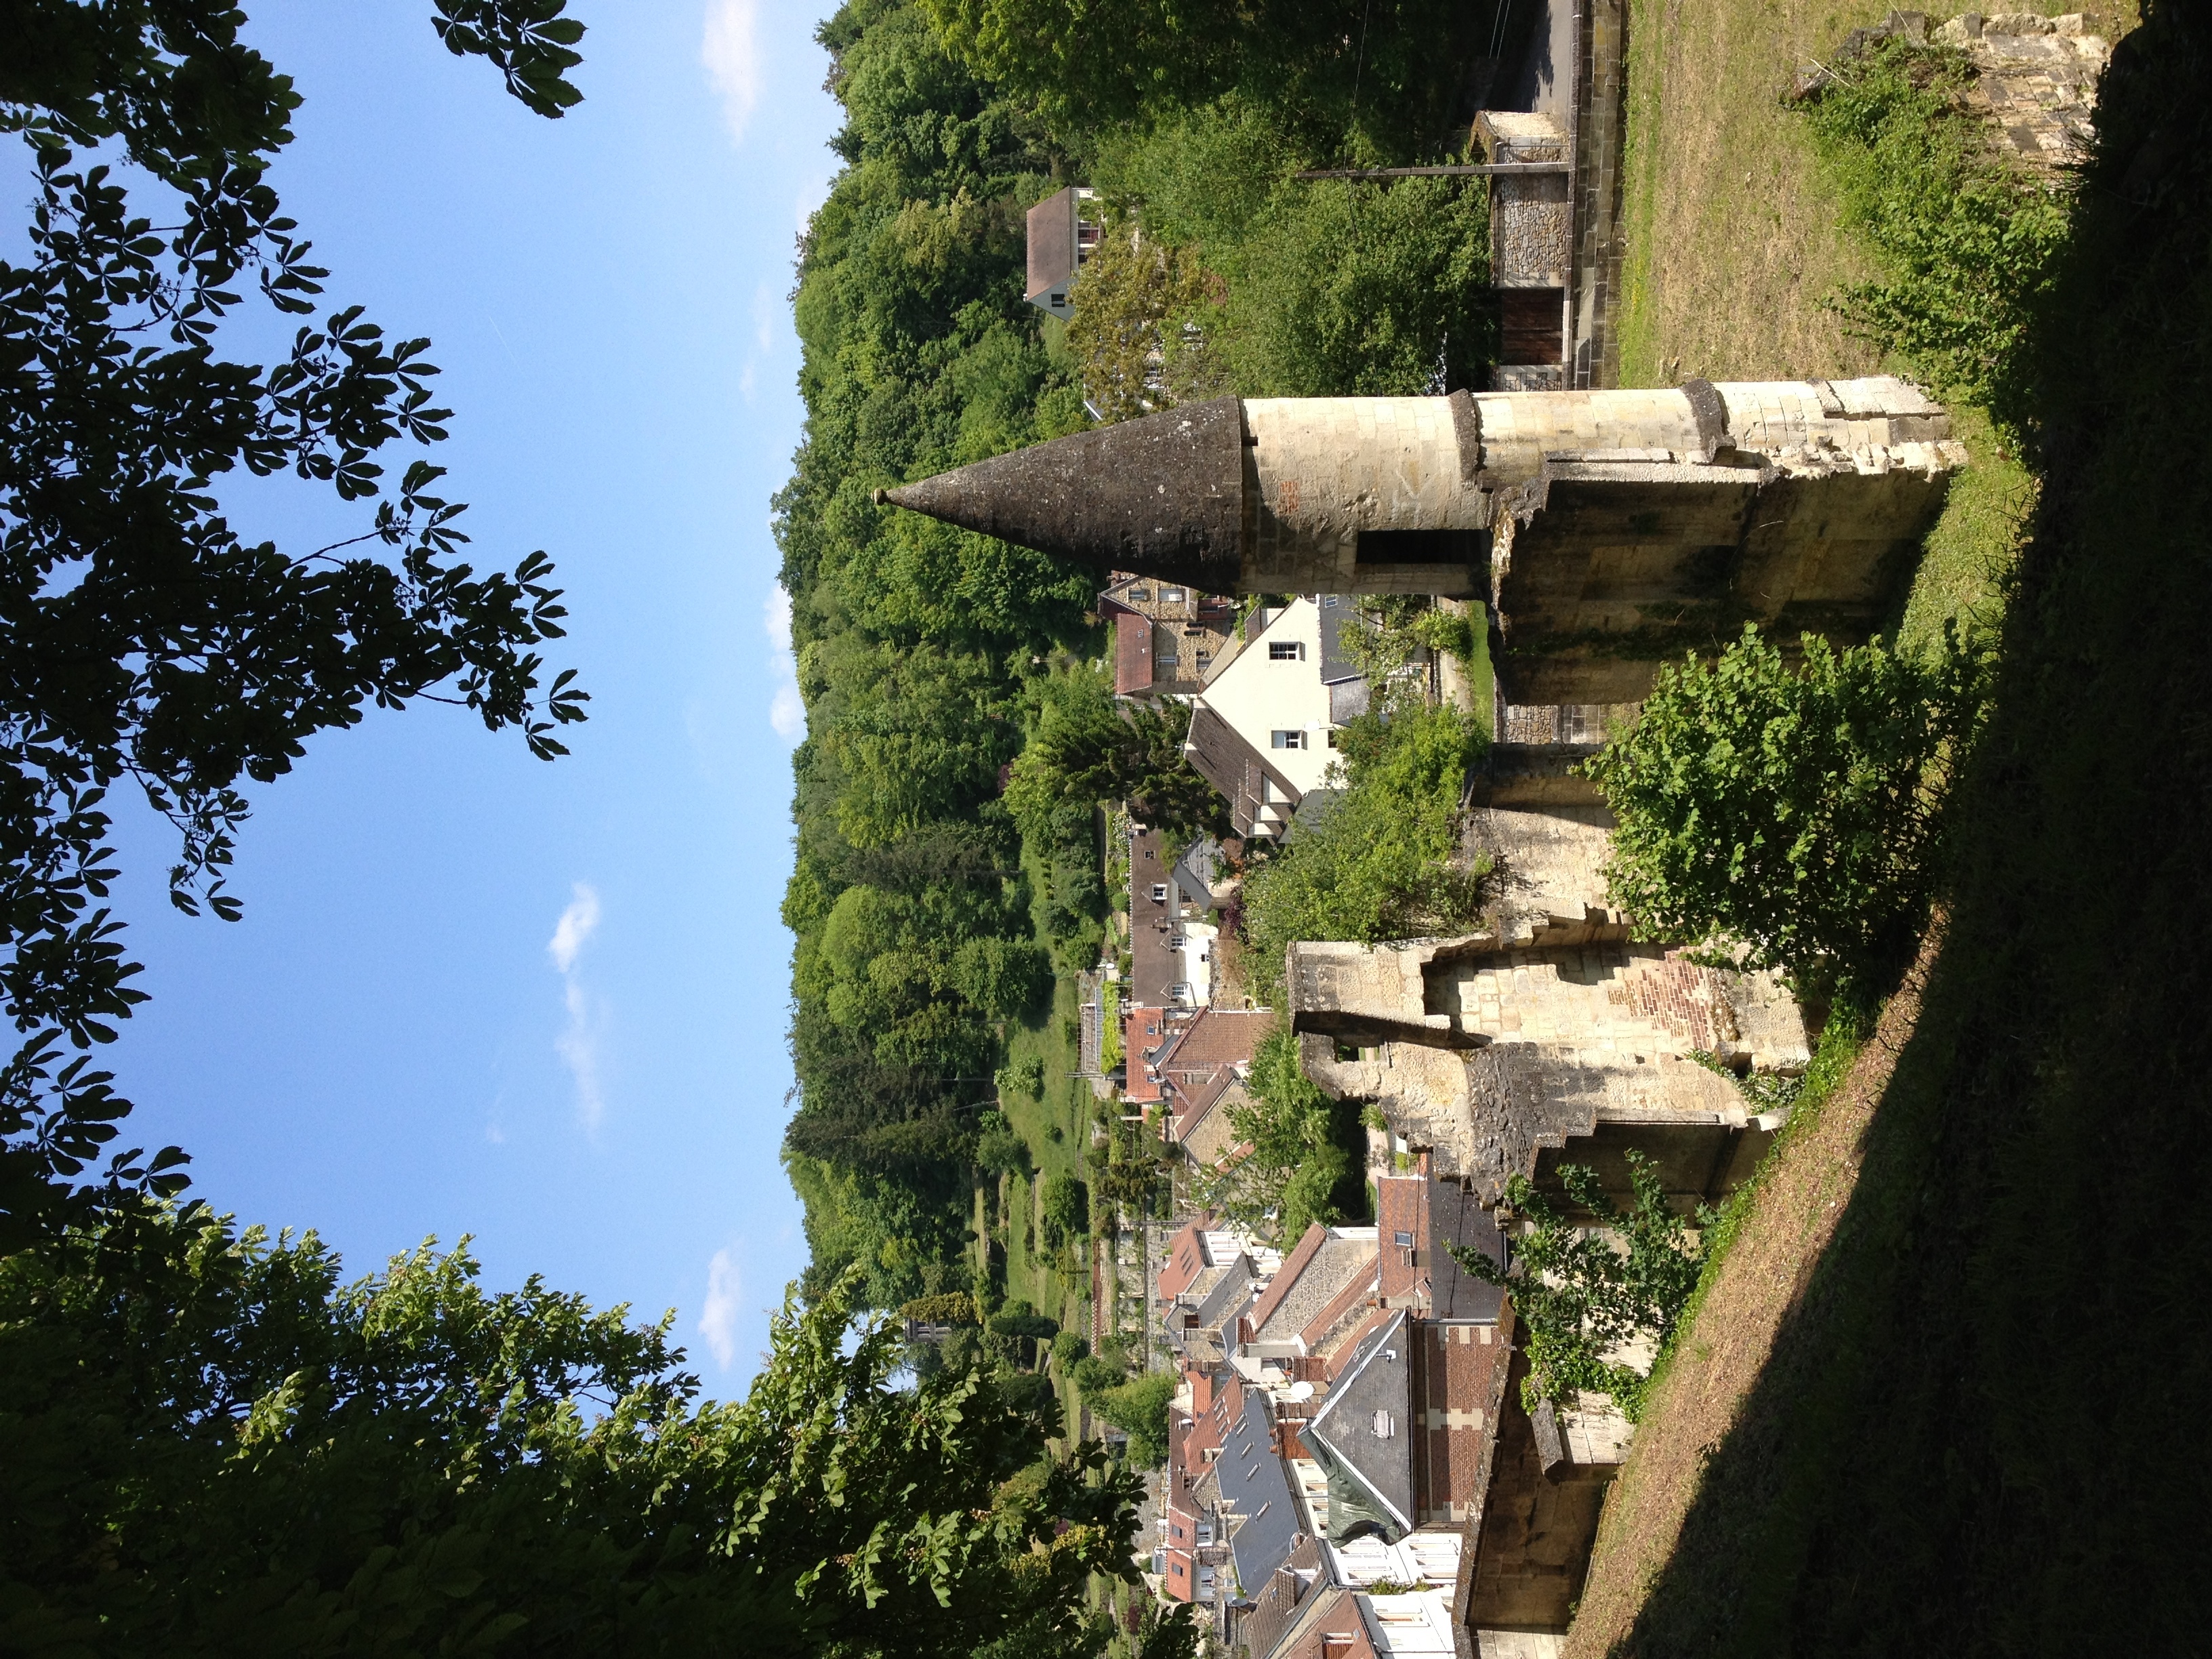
[1428,1178,1508,1323]
[1173,836,1223,910]
[1317,594,1364,685]
[1185,703,1303,838]
[1330,677,1372,723]
[1220,1393,1303,1598]
[1193,1254,1261,1333]
[1304,1310,1417,1539]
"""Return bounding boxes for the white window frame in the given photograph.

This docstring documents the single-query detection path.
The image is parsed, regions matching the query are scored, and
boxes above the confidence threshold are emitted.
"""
[1269,640,1306,661]
[1271,730,1307,750]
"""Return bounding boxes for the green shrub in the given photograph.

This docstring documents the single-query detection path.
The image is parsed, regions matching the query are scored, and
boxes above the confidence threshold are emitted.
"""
[939,1326,985,1374]
[975,1111,1031,1176]
[987,1301,1059,1341]
[1448,1153,1706,1420]
[997,1052,1047,1101]
[1051,1330,1090,1372]
[998,1369,1058,1419]
[1089,1370,1176,1467]
[1071,1353,1126,1395]
[1240,705,1488,1005]
[1583,623,1986,997]
[1039,1173,1089,1246]
[1086,100,1496,396]
[1799,37,2069,415]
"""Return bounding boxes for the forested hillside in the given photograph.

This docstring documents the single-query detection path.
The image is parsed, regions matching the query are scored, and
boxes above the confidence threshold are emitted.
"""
[773,1,1094,1307]
[775,0,1505,1310]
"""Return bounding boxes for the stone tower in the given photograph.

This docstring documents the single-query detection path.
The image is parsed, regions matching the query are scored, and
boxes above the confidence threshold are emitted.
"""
[877,378,1965,702]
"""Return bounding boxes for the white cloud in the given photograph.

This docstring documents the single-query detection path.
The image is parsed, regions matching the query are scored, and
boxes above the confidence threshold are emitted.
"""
[546,884,606,1130]
[766,586,804,742]
[700,1248,743,1368]
[753,279,776,353]
[771,681,804,739]
[548,883,600,972]
[702,0,762,142]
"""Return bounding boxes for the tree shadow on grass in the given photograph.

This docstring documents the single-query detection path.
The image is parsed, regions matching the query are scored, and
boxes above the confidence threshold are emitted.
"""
[1606,7,2212,1653]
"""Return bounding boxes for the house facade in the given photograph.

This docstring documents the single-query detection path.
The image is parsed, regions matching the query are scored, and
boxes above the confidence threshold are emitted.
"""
[1025,185,1099,318]
[1102,571,1239,699]
[1184,598,1340,839]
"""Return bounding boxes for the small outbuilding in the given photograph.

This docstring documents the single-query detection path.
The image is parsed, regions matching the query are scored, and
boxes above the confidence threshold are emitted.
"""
[1025,185,1100,318]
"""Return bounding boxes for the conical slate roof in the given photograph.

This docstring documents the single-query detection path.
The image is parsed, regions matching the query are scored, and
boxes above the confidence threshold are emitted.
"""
[876,396,1248,592]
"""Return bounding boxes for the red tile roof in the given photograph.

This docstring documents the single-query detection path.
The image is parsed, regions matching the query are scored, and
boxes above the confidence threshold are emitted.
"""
[1160,1006,1273,1074]
[1113,605,1155,697]
[1158,1214,1216,1301]
[1377,1169,1428,1304]
[1123,1007,1167,1103]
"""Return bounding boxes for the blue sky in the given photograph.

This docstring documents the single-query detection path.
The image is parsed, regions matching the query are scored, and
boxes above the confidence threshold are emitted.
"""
[100,1,838,1387]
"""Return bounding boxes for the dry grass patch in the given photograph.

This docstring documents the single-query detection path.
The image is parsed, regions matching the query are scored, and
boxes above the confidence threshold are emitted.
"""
[1562,951,1929,1657]
[1617,0,2139,389]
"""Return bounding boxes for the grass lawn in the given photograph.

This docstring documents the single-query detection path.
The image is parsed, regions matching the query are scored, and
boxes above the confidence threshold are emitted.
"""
[1614,0,2131,649]
[1567,5,2212,1652]
[998,827,1116,1441]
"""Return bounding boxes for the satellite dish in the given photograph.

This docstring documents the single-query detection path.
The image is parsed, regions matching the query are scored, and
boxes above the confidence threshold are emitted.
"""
[1284,1380,1316,1401]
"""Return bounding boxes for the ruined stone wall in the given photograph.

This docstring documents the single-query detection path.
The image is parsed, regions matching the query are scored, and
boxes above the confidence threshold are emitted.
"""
[1803,12,2113,174]
[1464,805,1619,943]
[1290,926,1808,1206]
[1463,1350,1610,1631]
[1952,13,2110,168]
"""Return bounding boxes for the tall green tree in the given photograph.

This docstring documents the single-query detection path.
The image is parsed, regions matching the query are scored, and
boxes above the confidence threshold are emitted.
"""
[0,0,590,1242]
[0,1203,1143,1654]
[1191,1025,1359,1244]
[1448,1155,1708,1420]
[920,0,1501,159]
[1238,704,1488,1004]
[1002,667,1228,844]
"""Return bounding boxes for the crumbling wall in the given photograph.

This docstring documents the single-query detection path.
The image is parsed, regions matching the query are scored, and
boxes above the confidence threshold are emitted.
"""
[1464,1350,1611,1631]
[1290,926,1809,1205]
[1488,380,1963,703]
[1799,11,2112,173]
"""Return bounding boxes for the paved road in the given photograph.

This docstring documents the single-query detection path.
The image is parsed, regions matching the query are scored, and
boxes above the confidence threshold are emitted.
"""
[1488,0,1576,120]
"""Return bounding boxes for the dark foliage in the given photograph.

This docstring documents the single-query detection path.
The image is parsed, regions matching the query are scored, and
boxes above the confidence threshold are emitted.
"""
[0,0,588,1247]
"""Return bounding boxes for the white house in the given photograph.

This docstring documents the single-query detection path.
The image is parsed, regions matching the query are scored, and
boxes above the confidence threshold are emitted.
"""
[1183,597,1350,838]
